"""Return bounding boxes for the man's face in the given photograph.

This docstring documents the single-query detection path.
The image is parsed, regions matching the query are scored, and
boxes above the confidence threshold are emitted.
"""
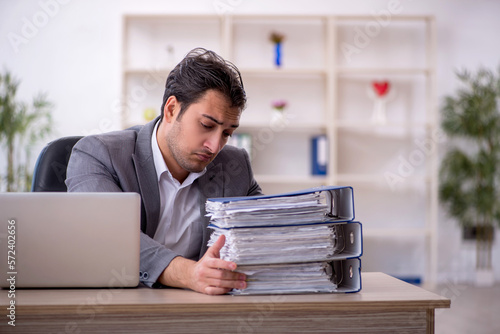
[160,89,241,182]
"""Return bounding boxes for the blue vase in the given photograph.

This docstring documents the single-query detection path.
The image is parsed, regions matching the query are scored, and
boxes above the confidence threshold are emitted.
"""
[274,42,282,67]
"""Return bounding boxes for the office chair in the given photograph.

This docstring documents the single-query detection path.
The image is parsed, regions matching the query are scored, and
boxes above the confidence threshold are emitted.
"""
[31,136,83,192]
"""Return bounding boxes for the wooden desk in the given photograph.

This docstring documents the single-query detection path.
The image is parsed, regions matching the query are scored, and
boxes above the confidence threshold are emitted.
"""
[1,272,449,333]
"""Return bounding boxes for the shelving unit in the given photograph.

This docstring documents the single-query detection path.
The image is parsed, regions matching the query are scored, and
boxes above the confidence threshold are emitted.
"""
[121,14,437,285]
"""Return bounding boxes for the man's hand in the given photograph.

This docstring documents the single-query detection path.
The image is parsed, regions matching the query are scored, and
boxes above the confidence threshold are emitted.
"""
[158,235,247,295]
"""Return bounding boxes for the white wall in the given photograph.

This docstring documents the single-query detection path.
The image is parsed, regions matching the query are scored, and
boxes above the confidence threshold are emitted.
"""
[1,0,499,284]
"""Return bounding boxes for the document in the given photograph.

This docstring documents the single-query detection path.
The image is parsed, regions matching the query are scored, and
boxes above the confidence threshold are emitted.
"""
[230,262,336,295]
[205,186,361,294]
[206,192,331,228]
[208,224,345,265]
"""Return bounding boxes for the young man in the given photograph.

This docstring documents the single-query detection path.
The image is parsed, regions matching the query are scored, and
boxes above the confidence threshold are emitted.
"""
[66,48,262,295]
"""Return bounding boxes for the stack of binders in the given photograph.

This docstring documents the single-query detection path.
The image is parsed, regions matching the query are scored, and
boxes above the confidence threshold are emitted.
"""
[206,185,362,295]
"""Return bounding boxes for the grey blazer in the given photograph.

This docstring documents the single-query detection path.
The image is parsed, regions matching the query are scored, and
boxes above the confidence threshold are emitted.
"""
[65,117,262,287]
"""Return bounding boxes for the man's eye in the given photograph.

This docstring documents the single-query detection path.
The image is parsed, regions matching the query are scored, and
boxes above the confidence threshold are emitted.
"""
[223,131,232,138]
[201,123,212,129]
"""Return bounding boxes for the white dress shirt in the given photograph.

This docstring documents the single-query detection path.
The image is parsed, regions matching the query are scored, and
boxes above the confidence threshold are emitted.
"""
[151,121,206,260]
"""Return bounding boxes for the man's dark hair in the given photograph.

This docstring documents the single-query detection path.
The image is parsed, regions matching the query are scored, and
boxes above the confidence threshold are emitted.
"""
[160,48,246,119]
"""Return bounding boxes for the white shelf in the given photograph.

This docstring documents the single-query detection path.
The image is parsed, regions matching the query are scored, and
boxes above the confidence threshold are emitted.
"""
[121,14,437,285]
[240,68,327,76]
[335,15,433,22]
[336,173,429,184]
[337,68,430,76]
[254,174,328,185]
[363,228,431,238]
[335,120,431,129]
[238,122,327,133]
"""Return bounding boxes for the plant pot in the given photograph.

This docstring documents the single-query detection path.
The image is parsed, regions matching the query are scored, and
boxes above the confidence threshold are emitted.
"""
[462,225,495,241]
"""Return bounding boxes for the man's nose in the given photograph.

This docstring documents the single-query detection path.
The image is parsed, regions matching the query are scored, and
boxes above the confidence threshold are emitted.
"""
[204,132,224,153]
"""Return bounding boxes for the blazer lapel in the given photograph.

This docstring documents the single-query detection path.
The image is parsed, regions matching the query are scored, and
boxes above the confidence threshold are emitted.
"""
[132,118,161,237]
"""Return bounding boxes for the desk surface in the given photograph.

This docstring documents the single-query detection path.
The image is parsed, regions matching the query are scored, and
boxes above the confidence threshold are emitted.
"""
[2,272,450,314]
[2,272,450,333]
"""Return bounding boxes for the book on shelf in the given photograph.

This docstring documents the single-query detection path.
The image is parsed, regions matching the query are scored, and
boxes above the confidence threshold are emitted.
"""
[205,185,362,294]
[311,135,328,175]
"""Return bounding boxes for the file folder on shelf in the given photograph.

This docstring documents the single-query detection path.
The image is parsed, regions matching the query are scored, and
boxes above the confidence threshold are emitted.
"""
[311,134,328,176]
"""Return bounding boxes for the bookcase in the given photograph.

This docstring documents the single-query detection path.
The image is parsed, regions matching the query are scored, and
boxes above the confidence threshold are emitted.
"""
[121,14,437,284]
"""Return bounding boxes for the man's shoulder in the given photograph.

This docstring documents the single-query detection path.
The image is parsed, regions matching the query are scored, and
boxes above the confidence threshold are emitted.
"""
[77,124,145,149]
[212,145,250,166]
[93,127,140,144]
[216,145,246,158]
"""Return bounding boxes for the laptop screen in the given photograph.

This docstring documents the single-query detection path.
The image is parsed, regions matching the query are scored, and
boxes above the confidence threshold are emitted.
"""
[0,192,141,288]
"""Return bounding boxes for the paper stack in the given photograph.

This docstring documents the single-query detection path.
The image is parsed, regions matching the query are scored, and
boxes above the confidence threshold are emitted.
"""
[206,186,362,295]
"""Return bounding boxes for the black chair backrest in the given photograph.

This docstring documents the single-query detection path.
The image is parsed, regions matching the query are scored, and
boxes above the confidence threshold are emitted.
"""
[31,136,83,192]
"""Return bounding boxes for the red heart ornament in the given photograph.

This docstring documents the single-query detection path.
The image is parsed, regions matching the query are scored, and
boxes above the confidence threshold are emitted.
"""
[372,81,390,97]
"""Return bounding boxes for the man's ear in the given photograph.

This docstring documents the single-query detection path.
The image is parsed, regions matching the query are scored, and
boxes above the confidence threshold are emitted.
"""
[163,96,179,123]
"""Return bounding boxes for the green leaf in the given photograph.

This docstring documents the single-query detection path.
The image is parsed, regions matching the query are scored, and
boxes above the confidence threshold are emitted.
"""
[439,65,500,230]
[0,69,54,192]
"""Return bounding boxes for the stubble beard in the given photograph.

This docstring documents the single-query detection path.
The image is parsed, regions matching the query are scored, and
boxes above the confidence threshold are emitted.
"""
[166,122,207,174]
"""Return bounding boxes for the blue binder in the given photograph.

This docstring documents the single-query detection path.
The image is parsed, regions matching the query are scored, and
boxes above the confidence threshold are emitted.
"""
[205,185,363,294]
[311,135,328,175]
[206,185,355,226]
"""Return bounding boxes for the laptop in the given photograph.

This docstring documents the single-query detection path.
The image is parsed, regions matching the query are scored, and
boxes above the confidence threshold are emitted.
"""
[0,192,141,288]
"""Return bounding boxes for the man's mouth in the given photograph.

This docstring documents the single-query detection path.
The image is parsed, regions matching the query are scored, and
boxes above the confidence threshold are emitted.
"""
[196,153,213,162]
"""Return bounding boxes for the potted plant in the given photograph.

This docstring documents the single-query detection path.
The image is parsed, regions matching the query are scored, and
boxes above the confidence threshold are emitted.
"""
[439,66,500,286]
[0,69,53,192]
